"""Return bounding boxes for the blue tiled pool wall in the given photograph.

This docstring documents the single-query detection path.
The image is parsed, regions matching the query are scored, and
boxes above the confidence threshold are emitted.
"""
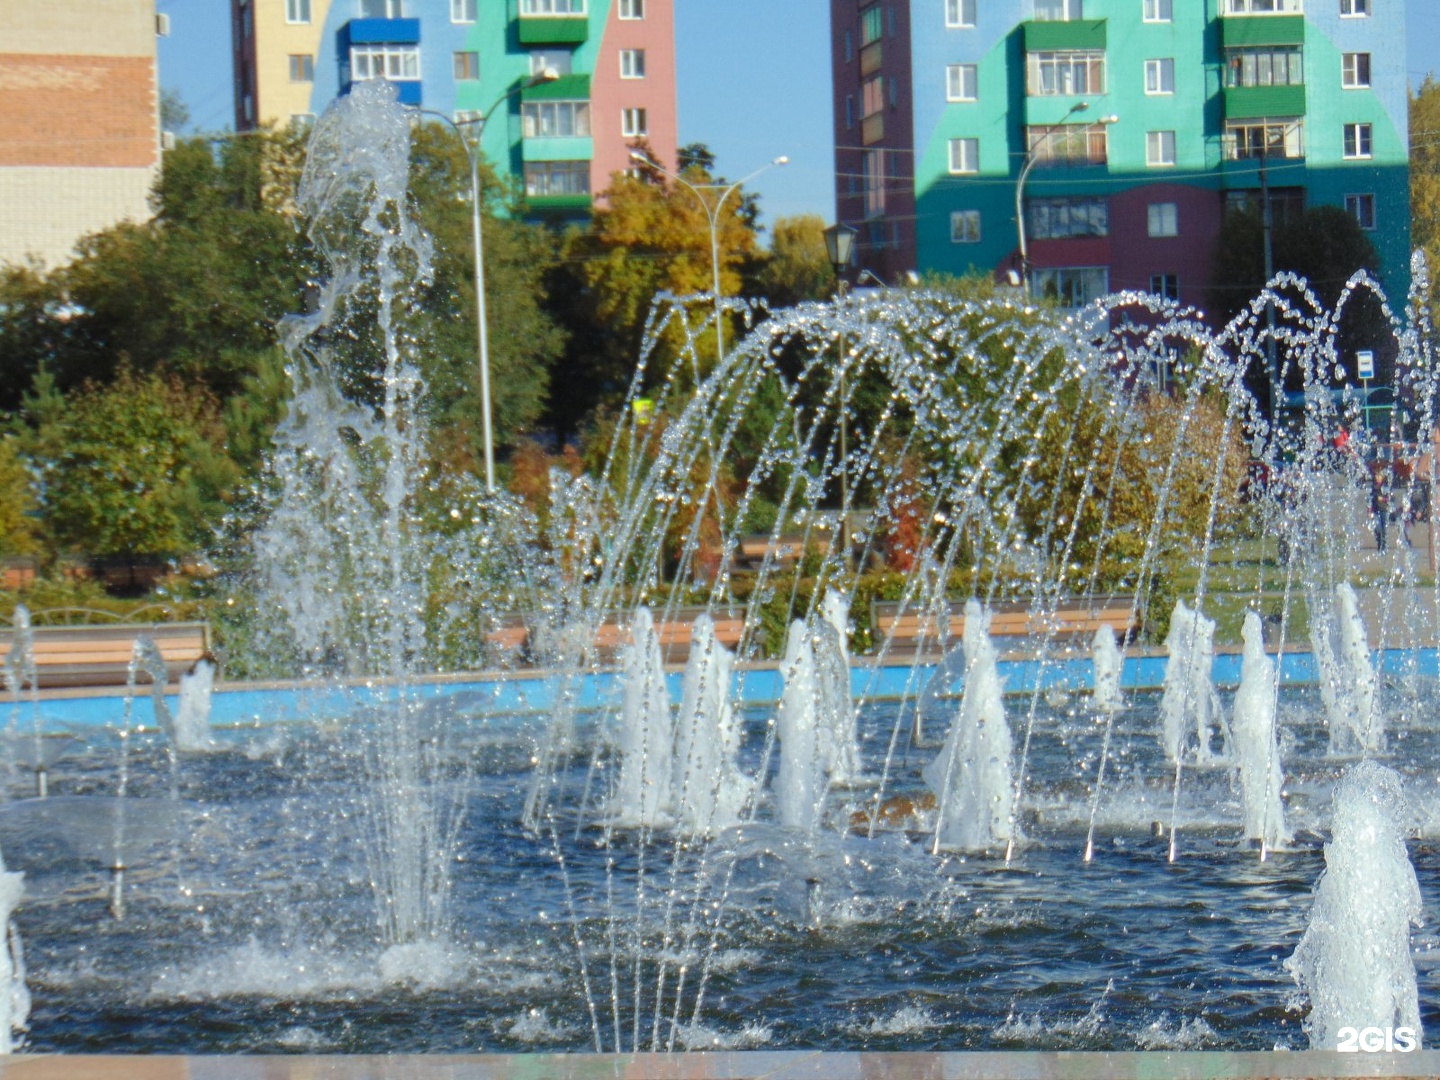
[26,647,1439,732]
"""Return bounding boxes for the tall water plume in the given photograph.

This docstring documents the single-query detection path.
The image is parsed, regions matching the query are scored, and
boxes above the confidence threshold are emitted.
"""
[613,606,674,828]
[776,620,824,835]
[0,850,27,1054]
[1309,582,1382,755]
[1090,625,1123,714]
[814,589,861,786]
[248,80,471,947]
[1160,600,1224,763]
[923,600,1013,853]
[672,614,748,835]
[1286,762,1422,1049]
[1232,612,1290,851]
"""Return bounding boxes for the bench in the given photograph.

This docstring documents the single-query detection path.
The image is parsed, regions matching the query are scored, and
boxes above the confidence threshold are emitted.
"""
[733,534,810,571]
[0,622,212,689]
[590,606,748,666]
[871,597,1139,658]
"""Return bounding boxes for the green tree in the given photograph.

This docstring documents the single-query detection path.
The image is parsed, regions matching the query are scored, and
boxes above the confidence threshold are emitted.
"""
[18,367,241,557]
[749,214,836,308]
[405,123,564,466]
[0,437,38,557]
[545,162,761,436]
[1412,77,1440,306]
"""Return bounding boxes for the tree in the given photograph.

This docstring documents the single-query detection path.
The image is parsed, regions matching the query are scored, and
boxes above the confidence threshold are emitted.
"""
[17,367,241,557]
[749,214,836,309]
[405,124,564,466]
[1412,77,1440,306]
[1208,203,1389,403]
[544,161,762,436]
[0,437,38,558]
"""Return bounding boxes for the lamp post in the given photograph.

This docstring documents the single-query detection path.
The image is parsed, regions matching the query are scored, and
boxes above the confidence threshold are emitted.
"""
[823,222,857,565]
[412,68,557,492]
[1013,102,1118,298]
[628,150,789,365]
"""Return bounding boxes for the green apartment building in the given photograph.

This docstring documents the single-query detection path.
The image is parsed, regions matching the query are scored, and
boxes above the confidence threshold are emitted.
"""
[830,0,1410,311]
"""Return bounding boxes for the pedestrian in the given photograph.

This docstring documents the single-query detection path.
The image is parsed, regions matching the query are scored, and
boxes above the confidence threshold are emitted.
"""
[1370,471,1389,552]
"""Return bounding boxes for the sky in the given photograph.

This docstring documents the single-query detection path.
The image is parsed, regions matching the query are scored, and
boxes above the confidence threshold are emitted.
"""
[159,0,1440,236]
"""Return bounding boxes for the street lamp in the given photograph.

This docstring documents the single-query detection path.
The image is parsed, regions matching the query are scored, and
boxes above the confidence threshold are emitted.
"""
[411,67,557,492]
[629,150,789,365]
[1013,102,1118,298]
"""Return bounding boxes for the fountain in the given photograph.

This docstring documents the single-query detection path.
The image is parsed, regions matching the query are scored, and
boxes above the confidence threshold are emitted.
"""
[8,80,1440,1057]
[2,606,44,798]
[922,600,1013,853]
[1231,612,1290,852]
[1311,582,1383,755]
[1286,762,1422,1050]
[1090,625,1123,714]
[172,658,215,752]
[1160,600,1224,764]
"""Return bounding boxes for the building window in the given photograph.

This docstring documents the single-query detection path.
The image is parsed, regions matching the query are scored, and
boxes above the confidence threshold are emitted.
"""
[845,95,855,129]
[1027,123,1110,166]
[951,210,982,243]
[1028,51,1106,96]
[1342,53,1371,88]
[453,52,478,80]
[1225,0,1303,12]
[286,0,310,22]
[621,107,647,137]
[1226,186,1305,222]
[351,45,420,81]
[1343,122,1373,159]
[1345,193,1376,229]
[864,149,886,217]
[1144,0,1172,21]
[861,4,884,45]
[1146,130,1176,166]
[948,137,979,173]
[525,160,590,197]
[531,50,573,76]
[620,0,644,18]
[521,0,586,13]
[1033,0,1083,18]
[1340,0,1368,14]
[451,0,476,21]
[1144,58,1175,94]
[946,0,976,28]
[620,49,646,79]
[289,54,314,81]
[1225,47,1303,87]
[359,0,403,15]
[947,64,978,101]
[1028,196,1107,238]
[522,100,591,138]
[1150,274,1179,300]
[843,29,853,63]
[1147,202,1178,237]
[1032,267,1108,307]
[1226,117,1303,158]
[862,75,884,117]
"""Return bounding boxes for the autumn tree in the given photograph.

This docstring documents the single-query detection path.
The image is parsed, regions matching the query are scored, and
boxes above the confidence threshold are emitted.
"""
[1412,77,1440,308]
[544,159,762,437]
[749,214,836,309]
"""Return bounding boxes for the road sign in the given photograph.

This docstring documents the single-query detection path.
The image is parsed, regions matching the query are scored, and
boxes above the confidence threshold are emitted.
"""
[1357,350,1375,380]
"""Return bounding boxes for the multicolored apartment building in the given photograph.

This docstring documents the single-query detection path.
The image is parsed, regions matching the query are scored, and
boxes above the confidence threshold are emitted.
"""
[830,0,1410,307]
[231,0,676,214]
[0,0,161,268]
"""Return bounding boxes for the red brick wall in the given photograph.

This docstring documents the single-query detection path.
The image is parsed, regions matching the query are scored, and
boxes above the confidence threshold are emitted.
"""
[0,54,156,169]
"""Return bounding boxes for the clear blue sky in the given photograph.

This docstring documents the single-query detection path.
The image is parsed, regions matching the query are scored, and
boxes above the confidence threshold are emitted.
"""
[159,0,1440,236]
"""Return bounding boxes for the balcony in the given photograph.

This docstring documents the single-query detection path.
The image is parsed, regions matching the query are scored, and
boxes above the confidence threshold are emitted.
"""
[518,16,588,46]
[1224,84,1305,119]
[1022,18,1106,51]
[861,113,884,145]
[1221,0,1302,12]
[1221,14,1303,47]
[345,18,420,45]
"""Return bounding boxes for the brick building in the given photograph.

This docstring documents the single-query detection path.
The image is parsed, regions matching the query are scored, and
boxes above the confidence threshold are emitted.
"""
[0,0,162,268]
